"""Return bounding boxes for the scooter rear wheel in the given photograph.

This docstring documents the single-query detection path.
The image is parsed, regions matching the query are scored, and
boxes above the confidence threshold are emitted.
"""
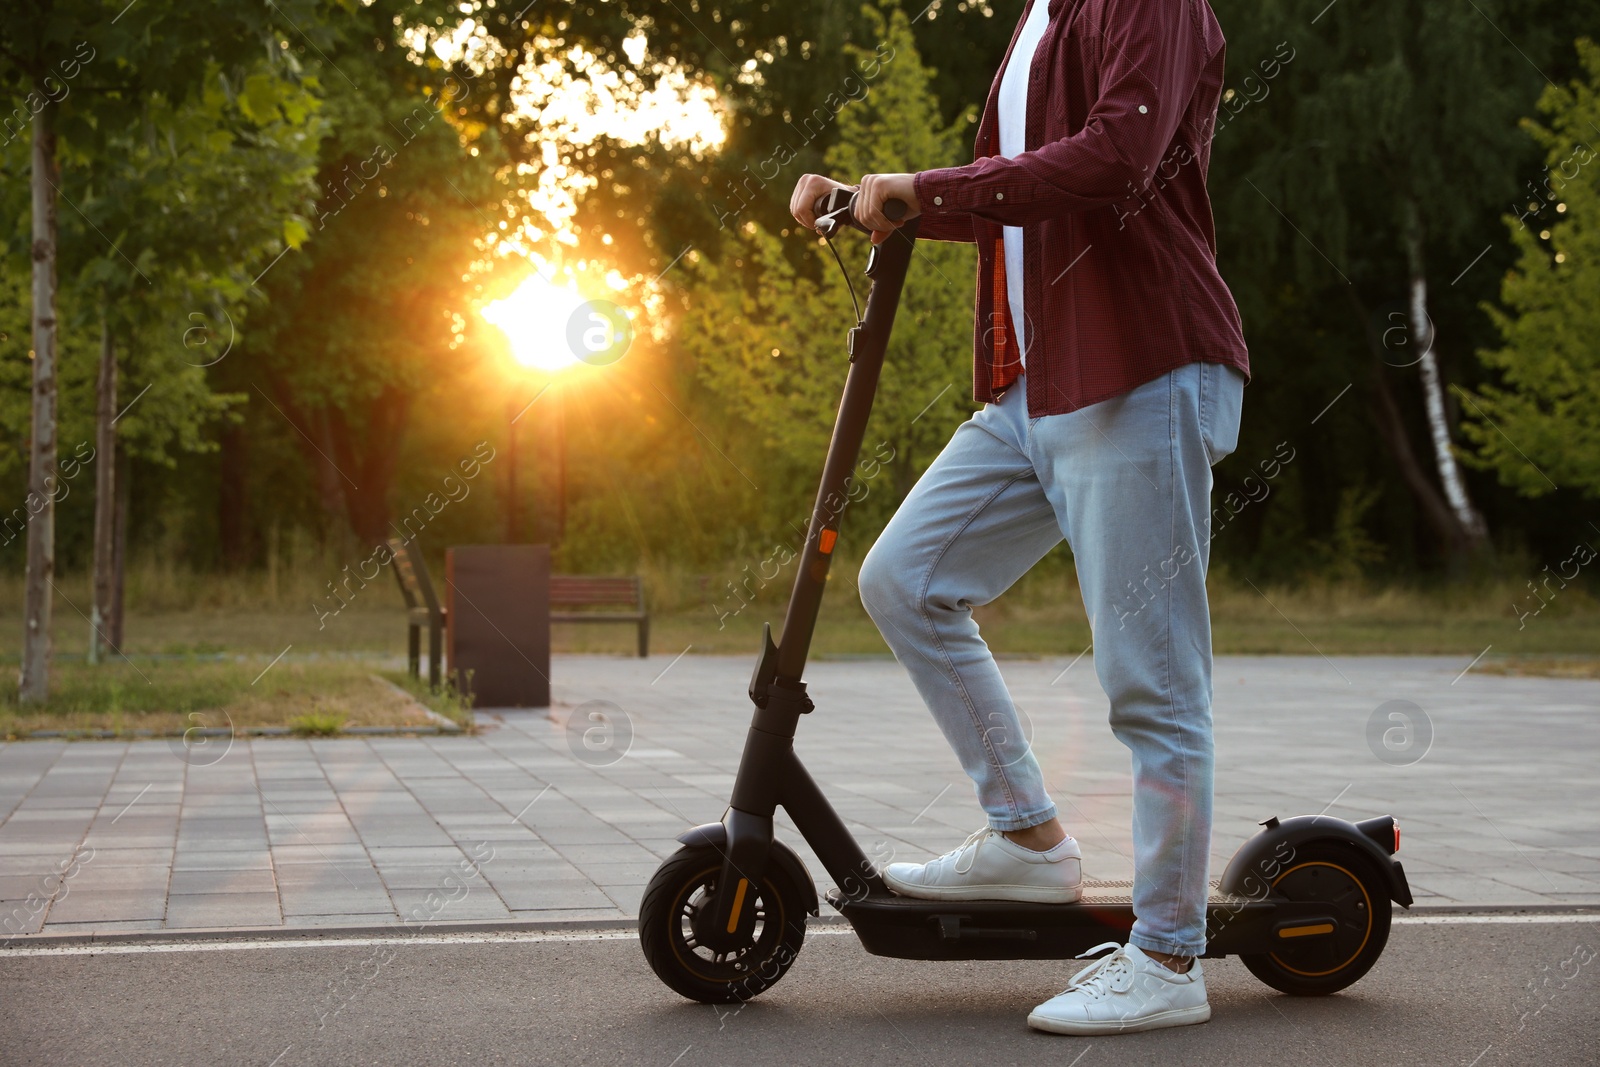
[1240,841,1393,996]
[639,844,807,1004]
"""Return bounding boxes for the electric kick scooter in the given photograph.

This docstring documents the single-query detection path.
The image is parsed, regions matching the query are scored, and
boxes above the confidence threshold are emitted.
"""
[640,188,1414,1003]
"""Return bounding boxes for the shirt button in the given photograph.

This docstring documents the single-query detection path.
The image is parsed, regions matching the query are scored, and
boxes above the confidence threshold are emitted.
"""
[996,192,1005,200]
[1138,105,1149,114]
[933,196,943,206]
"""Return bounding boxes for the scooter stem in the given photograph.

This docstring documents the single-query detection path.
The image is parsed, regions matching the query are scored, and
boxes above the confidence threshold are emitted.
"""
[772,207,921,684]
[705,197,919,948]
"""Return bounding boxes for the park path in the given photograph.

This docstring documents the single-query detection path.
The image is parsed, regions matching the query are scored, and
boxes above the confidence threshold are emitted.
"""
[2,654,1596,939]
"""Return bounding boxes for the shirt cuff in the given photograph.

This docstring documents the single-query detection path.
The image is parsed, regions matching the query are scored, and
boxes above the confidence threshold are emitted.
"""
[914,168,966,217]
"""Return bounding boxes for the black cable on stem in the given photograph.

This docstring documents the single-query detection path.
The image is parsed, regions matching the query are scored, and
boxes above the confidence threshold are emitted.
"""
[822,232,862,326]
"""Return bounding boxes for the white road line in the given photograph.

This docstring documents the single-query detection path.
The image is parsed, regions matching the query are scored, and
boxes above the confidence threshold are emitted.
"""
[0,930,644,957]
[2,914,1593,957]
[1392,913,1600,926]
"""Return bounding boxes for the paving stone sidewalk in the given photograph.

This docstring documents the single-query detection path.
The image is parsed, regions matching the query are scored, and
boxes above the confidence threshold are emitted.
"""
[2,654,1597,939]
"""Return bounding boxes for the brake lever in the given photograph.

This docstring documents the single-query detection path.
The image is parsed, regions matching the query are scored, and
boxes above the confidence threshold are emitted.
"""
[814,187,858,238]
[813,188,907,239]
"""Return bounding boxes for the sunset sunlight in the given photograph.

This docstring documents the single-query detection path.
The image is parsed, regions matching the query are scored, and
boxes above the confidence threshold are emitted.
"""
[480,272,589,373]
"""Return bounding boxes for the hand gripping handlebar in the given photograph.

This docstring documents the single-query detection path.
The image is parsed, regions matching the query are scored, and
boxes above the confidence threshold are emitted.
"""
[813,188,907,238]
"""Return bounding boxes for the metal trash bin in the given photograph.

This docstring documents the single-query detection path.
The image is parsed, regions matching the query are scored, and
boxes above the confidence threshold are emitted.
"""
[445,544,551,708]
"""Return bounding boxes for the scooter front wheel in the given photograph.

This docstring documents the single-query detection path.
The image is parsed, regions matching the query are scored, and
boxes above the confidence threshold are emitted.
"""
[638,844,807,1004]
[1240,841,1393,996]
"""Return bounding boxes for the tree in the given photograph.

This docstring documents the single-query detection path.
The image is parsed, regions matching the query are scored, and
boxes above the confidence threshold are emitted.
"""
[0,0,320,699]
[22,91,59,701]
[1205,0,1562,565]
[685,3,977,538]
[243,3,504,545]
[427,1,1001,311]
[1462,38,1600,497]
[354,1,1007,571]
[74,62,323,659]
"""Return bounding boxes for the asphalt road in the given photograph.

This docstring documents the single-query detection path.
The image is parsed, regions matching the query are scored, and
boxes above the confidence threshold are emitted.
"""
[1,916,1595,1067]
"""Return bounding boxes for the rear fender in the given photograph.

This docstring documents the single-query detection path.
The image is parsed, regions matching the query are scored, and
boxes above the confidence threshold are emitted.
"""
[1219,815,1413,908]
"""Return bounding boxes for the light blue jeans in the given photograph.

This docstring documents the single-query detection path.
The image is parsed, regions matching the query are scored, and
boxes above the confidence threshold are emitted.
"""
[858,361,1244,957]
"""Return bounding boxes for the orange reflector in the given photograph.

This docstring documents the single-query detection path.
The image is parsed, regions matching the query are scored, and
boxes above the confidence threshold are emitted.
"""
[1394,821,1401,854]
[726,878,749,933]
[818,529,838,555]
[1278,922,1335,939]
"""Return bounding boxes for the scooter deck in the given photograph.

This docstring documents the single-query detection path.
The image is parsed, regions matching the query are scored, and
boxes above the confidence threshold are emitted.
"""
[1055,879,1246,905]
[826,880,1328,961]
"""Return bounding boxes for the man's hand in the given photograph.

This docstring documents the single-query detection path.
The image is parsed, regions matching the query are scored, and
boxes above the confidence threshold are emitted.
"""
[790,173,852,231]
[857,173,921,244]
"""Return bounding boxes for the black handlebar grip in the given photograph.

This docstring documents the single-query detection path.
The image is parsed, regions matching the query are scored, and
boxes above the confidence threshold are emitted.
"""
[811,189,908,235]
[814,188,851,220]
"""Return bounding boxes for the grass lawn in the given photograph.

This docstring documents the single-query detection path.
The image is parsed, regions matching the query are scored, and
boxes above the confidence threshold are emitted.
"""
[639,570,1600,661]
[0,659,472,739]
[1,562,1593,733]
[16,597,1598,666]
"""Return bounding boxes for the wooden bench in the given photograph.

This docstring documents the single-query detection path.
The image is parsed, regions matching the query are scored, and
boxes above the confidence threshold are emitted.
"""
[387,537,447,690]
[551,575,649,658]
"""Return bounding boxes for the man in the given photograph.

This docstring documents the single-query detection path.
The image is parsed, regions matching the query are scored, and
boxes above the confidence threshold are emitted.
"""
[789,0,1249,1036]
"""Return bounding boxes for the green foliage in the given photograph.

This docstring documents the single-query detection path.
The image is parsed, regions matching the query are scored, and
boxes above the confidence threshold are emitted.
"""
[1208,0,1580,295]
[0,0,326,538]
[684,3,977,545]
[239,2,509,544]
[5,1,1600,592]
[1304,483,1388,583]
[1463,39,1600,497]
[1202,1,1597,572]
[92,60,323,464]
[381,668,474,729]
[825,3,980,500]
[289,710,346,736]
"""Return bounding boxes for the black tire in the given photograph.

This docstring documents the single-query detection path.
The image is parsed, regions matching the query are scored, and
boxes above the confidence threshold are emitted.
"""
[638,844,807,1004]
[1241,841,1393,996]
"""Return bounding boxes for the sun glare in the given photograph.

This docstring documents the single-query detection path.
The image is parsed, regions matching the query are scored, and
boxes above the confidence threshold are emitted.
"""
[481,273,588,373]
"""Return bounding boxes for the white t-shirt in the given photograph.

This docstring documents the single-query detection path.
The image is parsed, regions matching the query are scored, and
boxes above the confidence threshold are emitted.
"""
[997,0,1054,366]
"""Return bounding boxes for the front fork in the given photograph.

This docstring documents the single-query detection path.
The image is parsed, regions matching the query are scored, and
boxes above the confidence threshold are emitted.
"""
[699,660,810,953]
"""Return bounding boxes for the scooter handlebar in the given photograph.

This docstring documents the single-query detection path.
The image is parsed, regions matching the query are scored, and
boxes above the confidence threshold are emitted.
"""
[813,188,906,238]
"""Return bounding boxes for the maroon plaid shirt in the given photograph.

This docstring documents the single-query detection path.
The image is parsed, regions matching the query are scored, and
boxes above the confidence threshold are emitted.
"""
[913,0,1250,414]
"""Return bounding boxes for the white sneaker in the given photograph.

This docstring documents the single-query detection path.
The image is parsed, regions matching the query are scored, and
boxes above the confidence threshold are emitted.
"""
[1028,942,1211,1035]
[882,827,1083,903]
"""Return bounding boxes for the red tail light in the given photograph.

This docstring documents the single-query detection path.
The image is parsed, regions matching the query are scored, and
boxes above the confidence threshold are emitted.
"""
[1393,821,1401,854]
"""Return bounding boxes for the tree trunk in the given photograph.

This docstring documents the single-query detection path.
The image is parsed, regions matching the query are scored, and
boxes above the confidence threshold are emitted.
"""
[1367,351,1468,557]
[1402,199,1487,553]
[20,106,59,704]
[312,408,348,527]
[267,378,411,545]
[109,450,130,650]
[1346,287,1469,560]
[892,446,916,502]
[218,418,250,567]
[551,386,566,549]
[262,382,348,532]
[324,388,409,544]
[90,301,117,664]
[505,398,519,543]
